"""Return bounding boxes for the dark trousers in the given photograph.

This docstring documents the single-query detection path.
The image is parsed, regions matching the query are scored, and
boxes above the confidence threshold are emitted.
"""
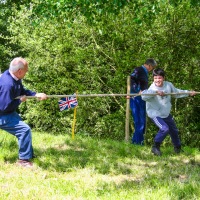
[151,114,181,147]
[130,96,146,145]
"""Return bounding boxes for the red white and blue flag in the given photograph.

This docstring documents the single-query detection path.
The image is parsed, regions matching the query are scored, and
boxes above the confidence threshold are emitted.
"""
[58,94,78,111]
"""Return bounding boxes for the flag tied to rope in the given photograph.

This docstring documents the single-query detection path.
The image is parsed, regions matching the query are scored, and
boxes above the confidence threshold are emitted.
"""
[58,93,78,111]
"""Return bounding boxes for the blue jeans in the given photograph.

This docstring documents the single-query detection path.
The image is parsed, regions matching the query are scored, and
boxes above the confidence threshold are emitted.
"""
[0,112,33,160]
[130,96,146,145]
[151,114,181,147]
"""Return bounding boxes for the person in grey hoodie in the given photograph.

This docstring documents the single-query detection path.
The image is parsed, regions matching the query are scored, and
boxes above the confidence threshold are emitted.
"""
[141,68,196,156]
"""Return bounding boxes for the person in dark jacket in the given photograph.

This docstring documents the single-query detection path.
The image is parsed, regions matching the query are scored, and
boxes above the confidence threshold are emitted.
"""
[130,58,157,145]
[0,57,47,167]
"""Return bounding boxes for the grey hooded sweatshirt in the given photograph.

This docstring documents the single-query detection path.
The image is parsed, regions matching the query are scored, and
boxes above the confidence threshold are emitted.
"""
[141,81,189,119]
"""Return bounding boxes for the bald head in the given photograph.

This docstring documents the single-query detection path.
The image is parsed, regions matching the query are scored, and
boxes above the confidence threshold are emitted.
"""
[9,57,28,73]
[9,57,28,79]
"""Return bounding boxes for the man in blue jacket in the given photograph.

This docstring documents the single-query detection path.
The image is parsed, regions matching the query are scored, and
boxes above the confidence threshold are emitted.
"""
[130,58,157,145]
[0,57,47,167]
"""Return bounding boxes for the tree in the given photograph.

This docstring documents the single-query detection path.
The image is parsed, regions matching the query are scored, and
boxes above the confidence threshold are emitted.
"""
[5,0,200,146]
[0,0,32,71]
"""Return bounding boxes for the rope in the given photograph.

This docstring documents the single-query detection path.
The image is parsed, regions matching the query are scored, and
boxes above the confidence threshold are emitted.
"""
[15,92,200,99]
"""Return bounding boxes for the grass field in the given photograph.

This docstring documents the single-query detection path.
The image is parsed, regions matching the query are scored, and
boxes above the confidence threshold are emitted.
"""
[0,130,199,200]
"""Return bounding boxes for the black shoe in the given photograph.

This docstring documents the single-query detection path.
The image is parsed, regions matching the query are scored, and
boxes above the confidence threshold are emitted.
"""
[152,146,162,156]
[174,146,182,154]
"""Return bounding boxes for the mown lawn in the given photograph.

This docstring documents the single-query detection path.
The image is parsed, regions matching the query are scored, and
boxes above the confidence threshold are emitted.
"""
[0,130,199,200]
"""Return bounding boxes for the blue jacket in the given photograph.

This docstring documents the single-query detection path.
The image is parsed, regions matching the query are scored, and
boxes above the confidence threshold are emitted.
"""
[0,70,36,114]
[130,66,148,93]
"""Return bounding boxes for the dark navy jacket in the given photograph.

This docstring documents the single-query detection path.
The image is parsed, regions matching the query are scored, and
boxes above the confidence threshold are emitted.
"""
[130,66,148,93]
[0,70,36,114]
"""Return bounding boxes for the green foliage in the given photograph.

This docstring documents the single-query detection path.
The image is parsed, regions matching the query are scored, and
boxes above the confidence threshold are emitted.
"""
[0,0,31,71]
[33,0,129,22]
[0,2,13,70]
[1,0,199,147]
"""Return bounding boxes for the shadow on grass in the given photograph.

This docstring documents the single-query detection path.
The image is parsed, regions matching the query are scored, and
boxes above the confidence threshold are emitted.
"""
[1,132,199,199]
[32,138,144,172]
[0,132,199,175]
[31,136,200,176]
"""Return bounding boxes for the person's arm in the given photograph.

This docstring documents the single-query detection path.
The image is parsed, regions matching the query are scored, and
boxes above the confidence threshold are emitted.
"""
[20,93,47,102]
[19,81,47,101]
[141,89,157,101]
[20,83,36,97]
[35,93,47,100]
[130,68,140,93]
[188,91,196,96]
[169,82,194,98]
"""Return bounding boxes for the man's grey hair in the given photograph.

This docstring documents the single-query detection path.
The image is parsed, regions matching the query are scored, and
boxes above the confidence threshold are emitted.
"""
[9,57,25,73]
[145,58,157,67]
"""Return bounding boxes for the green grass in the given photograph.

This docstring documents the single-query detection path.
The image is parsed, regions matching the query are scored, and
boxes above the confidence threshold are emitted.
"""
[0,130,199,200]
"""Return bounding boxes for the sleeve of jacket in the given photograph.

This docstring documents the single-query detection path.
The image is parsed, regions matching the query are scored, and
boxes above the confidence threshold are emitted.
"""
[19,81,36,96]
[169,82,189,98]
[141,89,157,101]
[130,68,140,93]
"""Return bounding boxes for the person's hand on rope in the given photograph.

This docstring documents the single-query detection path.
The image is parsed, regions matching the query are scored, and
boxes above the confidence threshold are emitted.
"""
[156,90,165,96]
[189,91,196,96]
[20,95,27,102]
[126,90,142,99]
[35,93,48,100]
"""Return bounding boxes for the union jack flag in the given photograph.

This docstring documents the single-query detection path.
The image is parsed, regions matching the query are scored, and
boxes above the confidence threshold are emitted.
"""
[58,94,78,111]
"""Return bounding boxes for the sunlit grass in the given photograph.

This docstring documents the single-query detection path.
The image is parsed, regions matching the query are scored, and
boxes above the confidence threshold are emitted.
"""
[0,130,199,199]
